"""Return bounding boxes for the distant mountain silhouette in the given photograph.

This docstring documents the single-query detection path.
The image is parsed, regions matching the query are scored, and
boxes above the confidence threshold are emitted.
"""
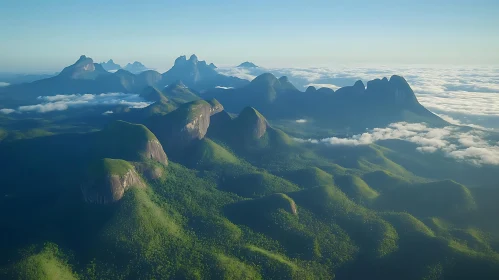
[100,59,122,71]
[161,54,249,91]
[203,73,446,130]
[0,56,165,102]
[238,62,258,68]
[124,61,149,74]
[59,55,109,80]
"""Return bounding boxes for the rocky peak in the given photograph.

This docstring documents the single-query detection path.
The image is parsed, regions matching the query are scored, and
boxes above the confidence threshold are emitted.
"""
[175,55,188,65]
[353,80,365,91]
[238,61,258,68]
[81,159,145,204]
[250,73,279,87]
[147,100,218,153]
[77,55,90,63]
[306,86,317,93]
[388,75,418,104]
[59,55,103,79]
[208,63,217,69]
[96,120,168,165]
[100,59,122,71]
[140,86,168,103]
[366,78,390,92]
[123,61,148,73]
[189,54,199,63]
[236,107,268,139]
[278,76,290,83]
[208,98,224,115]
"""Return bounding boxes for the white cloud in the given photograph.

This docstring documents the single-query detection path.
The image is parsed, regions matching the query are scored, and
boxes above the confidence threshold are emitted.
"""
[11,93,150,113]
[306,83,341,90]
[0,108,15,114]
[0,82,10,87]
[102,110,114,115]
[215,86,234,90]
[216,67,257,81]
[217,65,499,130]
[295,122,499,165]
[295,119,307,123]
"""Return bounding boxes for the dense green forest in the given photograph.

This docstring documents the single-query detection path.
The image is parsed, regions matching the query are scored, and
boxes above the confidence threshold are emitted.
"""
[0,100,498,280]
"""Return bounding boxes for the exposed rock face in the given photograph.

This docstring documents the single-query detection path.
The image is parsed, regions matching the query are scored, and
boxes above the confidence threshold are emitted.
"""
[59,55,106,79]
[96,121,168,165]
[354,80,366,91]
[208,99,224,115]
[135,162,164,181]
[123,61,148,74]
[236,107,268,139]
[145,140,168,165]
[181,103,212,142]
[150,100,225,152]
[100,59,122,71]
[82,168,145,204]
[365,75,419,106]
[388,75,419,105]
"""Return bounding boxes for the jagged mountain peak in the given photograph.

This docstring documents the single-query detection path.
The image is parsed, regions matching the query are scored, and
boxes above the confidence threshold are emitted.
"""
[59,55,108,79]
[250,73,279,85]
[238,61,258,68]
[189,54,199,63]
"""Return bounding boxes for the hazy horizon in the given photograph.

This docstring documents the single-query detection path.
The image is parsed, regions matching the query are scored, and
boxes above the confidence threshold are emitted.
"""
[1,0,498,72]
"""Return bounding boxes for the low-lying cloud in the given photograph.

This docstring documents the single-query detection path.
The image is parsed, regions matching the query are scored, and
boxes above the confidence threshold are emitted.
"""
[217,65,499,130]
[0,108,16,114]
[306,83,341,90]
[5,93,150,114]
[215,86,234,90]
[295,122,499,165]
[0,82,10,87]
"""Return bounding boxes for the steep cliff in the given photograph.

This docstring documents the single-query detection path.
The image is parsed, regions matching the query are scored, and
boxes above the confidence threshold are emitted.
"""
[146,99,224,152]
[94,120,168,165]
[82,159,146,204]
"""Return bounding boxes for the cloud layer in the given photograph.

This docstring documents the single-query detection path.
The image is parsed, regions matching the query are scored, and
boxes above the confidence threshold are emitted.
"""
[3,93,150,114]
[217,65,499,129]
[295,122,499,165]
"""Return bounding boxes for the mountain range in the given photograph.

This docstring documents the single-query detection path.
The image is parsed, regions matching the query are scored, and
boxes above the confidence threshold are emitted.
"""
[100,59,122,71]
[0,55,246,105]
[0,92,498,279]
[0,54,450,131]
[202,73,446,130]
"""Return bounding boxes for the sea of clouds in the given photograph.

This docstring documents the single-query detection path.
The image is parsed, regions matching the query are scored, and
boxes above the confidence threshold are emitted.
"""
[217,65,499,130]
[218,65,499,165]
[0,93,150,114]
[294,122,499,166]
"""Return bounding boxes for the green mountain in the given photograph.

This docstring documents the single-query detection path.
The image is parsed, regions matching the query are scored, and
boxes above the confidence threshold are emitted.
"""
[203,73,447,130]
[82,158,145,204]
[139,86,168,102]
[146,99,224,155]
[93,120,168,164]
[1,92,499,280]
[162,80,201,103]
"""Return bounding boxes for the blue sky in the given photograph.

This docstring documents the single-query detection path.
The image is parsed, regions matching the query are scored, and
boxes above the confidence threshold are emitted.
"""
[1,0,498,72]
